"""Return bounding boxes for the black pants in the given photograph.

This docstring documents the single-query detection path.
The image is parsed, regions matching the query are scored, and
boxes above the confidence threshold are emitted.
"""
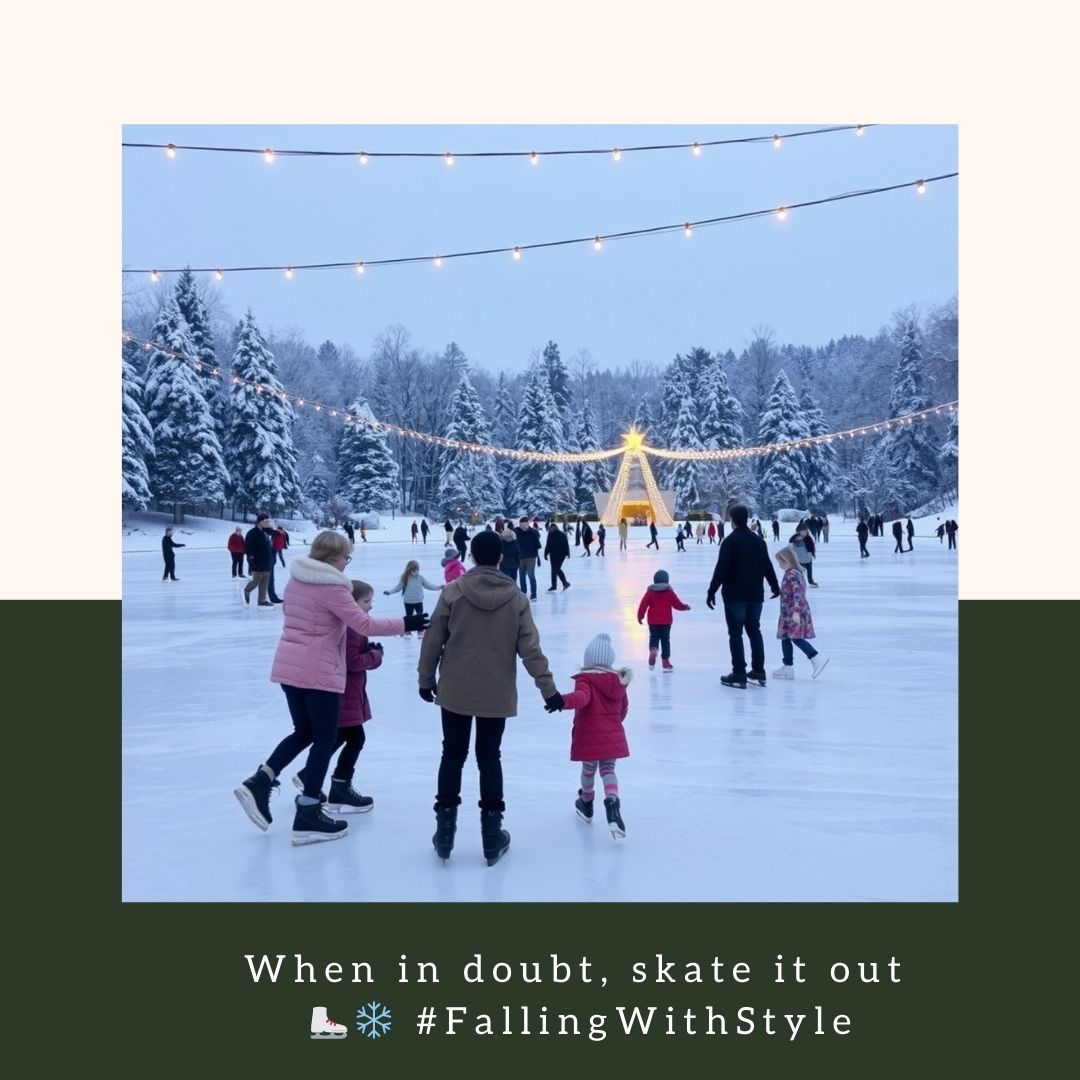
[723,600,765,676]
[549,557,569,588]
[162,556,177,581]
[859,539,870,557]
[801,561,815,584]
[267,685,341,799]
[331,725,366,781]
[268,565,282,602]
[275,550,286,567]
[648,623,672,659]
[947,534,956,549]
[646,534,658,549]
[894,537,904,552]
[436,709,507,811]
[597,539,605,556]
[230,552,245,576]
[404,601,423,622]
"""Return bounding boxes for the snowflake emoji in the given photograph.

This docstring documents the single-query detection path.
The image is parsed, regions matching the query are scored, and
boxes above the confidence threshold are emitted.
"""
[356,1001,392,1038]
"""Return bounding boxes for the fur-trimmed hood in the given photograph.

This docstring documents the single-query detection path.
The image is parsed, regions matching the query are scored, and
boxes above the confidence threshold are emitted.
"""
[576,665,633,686]
[286,555,352,588]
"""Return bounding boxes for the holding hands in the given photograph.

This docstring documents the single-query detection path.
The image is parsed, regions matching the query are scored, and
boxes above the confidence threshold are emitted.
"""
[544,692,565,713]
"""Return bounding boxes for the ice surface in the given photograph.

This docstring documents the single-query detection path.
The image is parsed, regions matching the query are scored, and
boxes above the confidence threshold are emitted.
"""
[122,519,957,902]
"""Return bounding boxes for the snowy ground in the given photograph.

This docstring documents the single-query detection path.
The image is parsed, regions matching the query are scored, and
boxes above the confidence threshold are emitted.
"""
[122,511,957,902]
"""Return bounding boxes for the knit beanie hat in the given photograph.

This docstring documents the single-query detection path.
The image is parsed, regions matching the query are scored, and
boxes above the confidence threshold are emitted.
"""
[441,547,458,565]
[653,569,669,584]
[583,632,616,669]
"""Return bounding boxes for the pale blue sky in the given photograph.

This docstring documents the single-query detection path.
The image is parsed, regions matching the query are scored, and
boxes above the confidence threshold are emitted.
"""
[122,123,956,371]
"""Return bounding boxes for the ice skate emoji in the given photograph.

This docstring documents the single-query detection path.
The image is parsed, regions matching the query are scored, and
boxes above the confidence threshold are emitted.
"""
[310,1006,347,1039]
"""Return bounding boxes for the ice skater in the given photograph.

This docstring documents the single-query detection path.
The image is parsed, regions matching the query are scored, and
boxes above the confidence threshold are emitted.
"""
[553,632,631,839]
[637,569,691,671]
[384,559,443,637]
[892,519,905,553]
[772,546,828,680]
[233,531,428,845]
[441,546,466,584]
[227,527,247,578]
[161,526,184,581]
[293,579,383,812]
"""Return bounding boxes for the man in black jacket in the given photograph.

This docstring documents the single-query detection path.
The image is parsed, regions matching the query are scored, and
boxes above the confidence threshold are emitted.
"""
[514,519,541,599]
[543,523,571,591]
[706,505,780,689]
[161,527,184,581]
[243,513,277,607]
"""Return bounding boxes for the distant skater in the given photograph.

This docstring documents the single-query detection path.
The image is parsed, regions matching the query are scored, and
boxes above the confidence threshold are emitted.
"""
[161,527,184,581]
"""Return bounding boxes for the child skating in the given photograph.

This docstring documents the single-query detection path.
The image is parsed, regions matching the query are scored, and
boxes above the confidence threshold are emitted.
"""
[773,547,829,679]
[292,580,384,811]
[384,559,442,638]
[636,569,691,671]
[557,633,632,838]
[441,546,466,584]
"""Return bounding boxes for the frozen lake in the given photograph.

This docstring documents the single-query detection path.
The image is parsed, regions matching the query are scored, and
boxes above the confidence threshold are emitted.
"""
[122,523,957,902]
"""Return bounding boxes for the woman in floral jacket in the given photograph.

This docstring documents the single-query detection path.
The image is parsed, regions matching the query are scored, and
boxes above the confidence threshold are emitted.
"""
[772,547,829,680]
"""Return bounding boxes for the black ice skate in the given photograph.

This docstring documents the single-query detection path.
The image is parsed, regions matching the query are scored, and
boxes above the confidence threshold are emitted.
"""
[746,670,767,686]
[327,779,374,813]
[234,768,280,831]
[481,809,511,866]
[604,795,626,839]
[433,804,458,861]
[720,673,747,690]
[575,790,594,822]
[291,797,349,846]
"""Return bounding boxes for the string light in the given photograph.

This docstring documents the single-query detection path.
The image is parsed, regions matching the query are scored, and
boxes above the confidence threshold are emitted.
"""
[692,141,701,156]
[772,134,782,149]
[123,125,872,163]
[123,172,956,280]
[263,148,274,164]
[593,237,603,251]
[214,269,224,281]
[512,246,522,260]
[355,262,365,274]
[433,256,442,268]
[530,151,539,165]
[916,179,927,194]
[149,270,159,283]
[683,223,693,238]
[776,206,788,221]
[165,143,176,159]
[612,148,621,162]
[123,328,956,466]
[358,152,368,165]
[855,125,865,137]
[444,152,454,167]
[284,267,293,279]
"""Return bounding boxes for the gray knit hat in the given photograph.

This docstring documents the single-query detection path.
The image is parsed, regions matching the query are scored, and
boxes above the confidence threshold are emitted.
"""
[441,547,458,565]
[583,632,616,669]
[653,569,669,584]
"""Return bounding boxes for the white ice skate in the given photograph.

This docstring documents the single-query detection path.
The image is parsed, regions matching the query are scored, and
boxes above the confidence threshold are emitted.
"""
[310,1006,348,1039]
[811,655,830,679]
[772,666,794,679]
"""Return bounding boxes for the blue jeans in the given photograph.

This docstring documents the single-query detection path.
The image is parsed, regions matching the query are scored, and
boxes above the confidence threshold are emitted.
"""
[648,624,672,659]
[723,600,764,676]
[780,636,818,665]
[517,558,537,597]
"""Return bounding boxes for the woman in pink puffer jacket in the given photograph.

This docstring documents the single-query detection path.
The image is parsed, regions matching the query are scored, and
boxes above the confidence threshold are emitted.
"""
[234,530,428,846]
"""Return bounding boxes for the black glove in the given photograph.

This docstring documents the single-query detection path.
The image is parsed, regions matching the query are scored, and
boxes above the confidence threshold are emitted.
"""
[705,594,716,610]
[370,642,384,652]
[419,686,436,703]
[544,692,565,713]
[403,612,430,633]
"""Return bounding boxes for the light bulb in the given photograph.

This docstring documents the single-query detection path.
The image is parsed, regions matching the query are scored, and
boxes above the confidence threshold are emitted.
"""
[530,151,538,165]
[214,270,223,281]
[512,246,522,260]
[855,125,864,137]
[916,180,926,195]
[776,206,788,221]
[593,236,602,251]
[359,152,368,165]
[356,262,365,274]
[165,143,176,159]
[772,134,782,149]
[149,270,159,283]
[692,141,701,156]
[434,256,442,268]
[684,223,692,238]
[264,148,274,163]
[444,152,454,166]
[285,267,293,279]
[612,148,621,162]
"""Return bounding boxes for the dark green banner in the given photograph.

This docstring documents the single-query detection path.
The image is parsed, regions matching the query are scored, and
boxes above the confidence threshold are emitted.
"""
[11,601,1068,1074]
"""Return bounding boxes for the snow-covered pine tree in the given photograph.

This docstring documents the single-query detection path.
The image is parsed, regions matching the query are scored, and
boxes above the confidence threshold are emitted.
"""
[225,310,302,515]
[143,298,229,515]
[939,410,958,498]
[631,396,655,440]
[880,321,942,511]
[122,341,154,510]
[698,355,750,513]
[435,368,499,517]
[492,372,519,514]
[512,366,570,512]
[667,392,705,512]
[756,369,810,512]
[337,400,400,515]
[174,268,228,439]
[799,384,838,509]
[659,355,690,450]
[571,399,611,513]
[542,340,574,438]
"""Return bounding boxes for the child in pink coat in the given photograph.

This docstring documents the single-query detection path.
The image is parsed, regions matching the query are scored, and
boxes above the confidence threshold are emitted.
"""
[773,546,829,679]
[292,580,383,811]
[441,546,466,584]
[557,633,632,838]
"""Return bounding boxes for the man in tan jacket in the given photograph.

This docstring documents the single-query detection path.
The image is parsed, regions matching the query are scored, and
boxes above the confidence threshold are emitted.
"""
[418,529,564,866]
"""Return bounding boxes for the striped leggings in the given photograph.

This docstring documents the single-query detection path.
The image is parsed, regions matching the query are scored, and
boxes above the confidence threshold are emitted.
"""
[579,760,618,800]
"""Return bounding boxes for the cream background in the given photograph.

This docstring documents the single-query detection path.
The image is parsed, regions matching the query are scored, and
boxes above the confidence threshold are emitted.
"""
[2,1,1074,599]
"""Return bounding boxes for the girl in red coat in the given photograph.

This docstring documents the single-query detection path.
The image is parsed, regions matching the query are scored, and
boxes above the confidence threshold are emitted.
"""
[557,633,632,838]
[636,569,691,671]
[292,580,384,811]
